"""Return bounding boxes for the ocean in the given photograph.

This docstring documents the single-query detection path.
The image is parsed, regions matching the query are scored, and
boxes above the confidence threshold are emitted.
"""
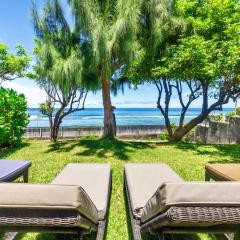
[28,108,234,127]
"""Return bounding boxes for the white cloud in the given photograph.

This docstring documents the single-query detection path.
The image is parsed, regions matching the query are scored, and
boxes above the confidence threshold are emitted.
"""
[2,80,46,108]
[1,80,234,109]
[112,100,155,108]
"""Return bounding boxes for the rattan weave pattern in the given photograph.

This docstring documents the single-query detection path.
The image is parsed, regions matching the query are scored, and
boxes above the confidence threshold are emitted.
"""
[0,209,80,227]
[167,207,240,224]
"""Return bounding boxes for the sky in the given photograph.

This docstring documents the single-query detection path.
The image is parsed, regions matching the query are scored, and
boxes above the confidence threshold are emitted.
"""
[0,0,234,109]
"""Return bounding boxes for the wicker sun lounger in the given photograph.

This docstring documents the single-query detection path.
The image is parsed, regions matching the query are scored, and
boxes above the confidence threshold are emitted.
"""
[0,163,111,240]
[205,163,240,181]
[124,163,240,240]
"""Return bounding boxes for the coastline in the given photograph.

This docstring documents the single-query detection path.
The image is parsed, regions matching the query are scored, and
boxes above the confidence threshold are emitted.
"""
[27,107,234,128]
[24,125,167,139]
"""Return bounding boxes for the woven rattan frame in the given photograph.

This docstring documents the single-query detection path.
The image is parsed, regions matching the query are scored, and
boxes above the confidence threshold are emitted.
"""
[167,207,240,224]
[0,209,94,228]
[0,171,112,240]
[124,170,240,240]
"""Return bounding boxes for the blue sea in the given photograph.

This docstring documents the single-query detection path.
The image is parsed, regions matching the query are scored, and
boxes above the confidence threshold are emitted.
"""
[28,108,234,127]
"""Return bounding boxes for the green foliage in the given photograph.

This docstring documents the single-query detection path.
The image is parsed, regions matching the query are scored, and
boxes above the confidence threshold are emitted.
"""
[206,110,240,123]
[235,107,240,116]
[0,87,29,147]
[207,113,225,122]
[68,0,141,80]
[125,0,240,141]
[128,0,240,88]
[123,0,185,82]
[39,101,54,117]
[225,107,240,121]
[0,42,31,83]
[32,1,99,141]
[34,39,86,95]
[32,1,100,93]
[154,0,240,83]
[226,112,236,122]
[159,123,177,140]
[159,131,169,141]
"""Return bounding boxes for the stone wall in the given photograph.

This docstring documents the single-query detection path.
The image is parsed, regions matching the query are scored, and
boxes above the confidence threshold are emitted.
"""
[24,125,166,139]
[191,116,240,144]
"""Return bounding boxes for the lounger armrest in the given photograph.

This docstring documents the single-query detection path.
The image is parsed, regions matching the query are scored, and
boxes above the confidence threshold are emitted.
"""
[141,182,240,223]
[0,183,99,224]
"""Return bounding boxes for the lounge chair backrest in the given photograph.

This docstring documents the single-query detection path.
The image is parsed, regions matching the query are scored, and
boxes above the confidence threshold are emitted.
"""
[52,163,111,220]
[141,181,240,223]
[125,164,183,219]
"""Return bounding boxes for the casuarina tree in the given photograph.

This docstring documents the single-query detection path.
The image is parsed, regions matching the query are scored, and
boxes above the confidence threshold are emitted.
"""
[32,1,96,142]
[68,0,143,137]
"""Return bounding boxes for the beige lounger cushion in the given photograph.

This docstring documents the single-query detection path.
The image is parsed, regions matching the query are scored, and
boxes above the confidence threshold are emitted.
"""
[124,164,183,219]
[52,163,111,220]
[0,183,99,223]
[206,163,240,181]
[141,182,240,223]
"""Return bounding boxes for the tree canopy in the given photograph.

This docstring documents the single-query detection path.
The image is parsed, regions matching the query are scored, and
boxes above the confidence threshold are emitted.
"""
[67,0,140,137]
[155,0,240,83]
[67,0,180,137]
[0,43,31,84]
[32,0,96,142]
[126,0,240,141]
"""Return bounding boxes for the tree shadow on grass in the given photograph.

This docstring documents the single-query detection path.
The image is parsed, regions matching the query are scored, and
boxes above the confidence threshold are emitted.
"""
[0,142,30,159]
[168,142,240,163]
[45,138,154,161]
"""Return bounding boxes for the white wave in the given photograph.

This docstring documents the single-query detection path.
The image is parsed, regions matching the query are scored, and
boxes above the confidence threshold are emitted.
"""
[29,115,39,120]
[83,115,198,120]
[84,116,104,119]
[29,114,198,121]
[29,115,49,121]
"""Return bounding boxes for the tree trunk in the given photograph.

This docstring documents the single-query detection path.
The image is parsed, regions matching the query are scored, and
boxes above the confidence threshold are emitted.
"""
[167,80,211,142]
[102,78,116,138]
[164,113,174,139]
[50,106,65,142]
[169,114,206,141]
[49,115,54,142]
[52,124,59,142]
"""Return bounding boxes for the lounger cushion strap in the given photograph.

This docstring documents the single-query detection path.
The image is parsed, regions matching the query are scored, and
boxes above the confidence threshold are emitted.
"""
[0,183,99,224]
[141,182,240,223]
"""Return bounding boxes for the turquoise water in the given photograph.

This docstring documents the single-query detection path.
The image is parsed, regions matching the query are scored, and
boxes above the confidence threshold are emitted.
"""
[28,108,234,127]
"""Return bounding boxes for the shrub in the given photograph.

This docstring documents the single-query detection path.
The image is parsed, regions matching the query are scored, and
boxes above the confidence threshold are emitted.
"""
[159,131,169,141]
[226,112,236,122]
[0,87,29,147]
[235,107,240,116]
[207,113,225,122]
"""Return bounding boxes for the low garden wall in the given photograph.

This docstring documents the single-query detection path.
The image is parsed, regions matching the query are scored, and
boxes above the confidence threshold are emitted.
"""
[190,116,240,144]
[24,125,166,139]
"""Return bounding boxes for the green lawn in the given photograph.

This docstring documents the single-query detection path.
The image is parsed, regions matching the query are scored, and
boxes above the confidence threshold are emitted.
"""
[0,138,240,240]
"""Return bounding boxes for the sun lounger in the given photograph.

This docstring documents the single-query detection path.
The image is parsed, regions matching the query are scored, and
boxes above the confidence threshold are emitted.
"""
[205,163,240,181]
[0,163,111,240]
[0,160,31,182]
[124,163,240,240]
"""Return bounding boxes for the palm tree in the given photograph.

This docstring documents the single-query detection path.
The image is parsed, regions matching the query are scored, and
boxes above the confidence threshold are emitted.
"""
[68,0,141,137]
